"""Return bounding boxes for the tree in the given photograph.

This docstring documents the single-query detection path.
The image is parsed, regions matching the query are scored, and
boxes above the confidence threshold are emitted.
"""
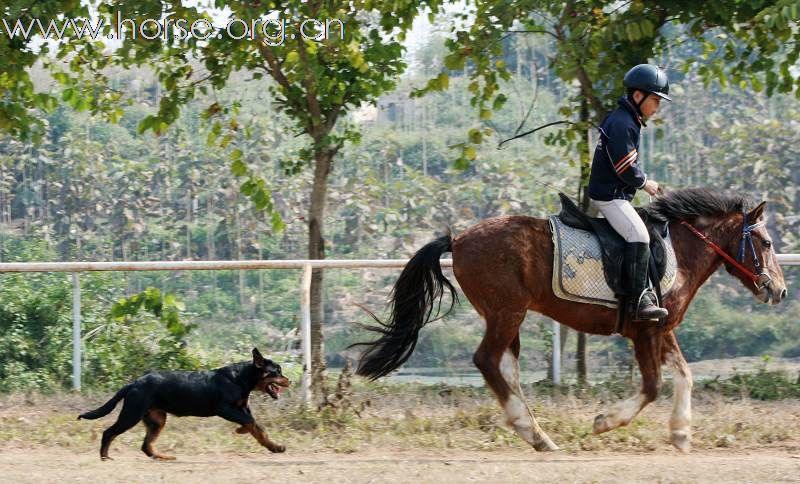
[1,0,451,398]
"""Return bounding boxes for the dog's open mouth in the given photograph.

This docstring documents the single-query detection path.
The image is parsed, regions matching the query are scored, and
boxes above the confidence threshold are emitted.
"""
[266,383,282,399]
[264,377,290,400]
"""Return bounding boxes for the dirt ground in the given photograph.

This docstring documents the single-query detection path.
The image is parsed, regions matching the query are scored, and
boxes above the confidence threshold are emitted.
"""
[1,447,799,483]
[2,374,799,483]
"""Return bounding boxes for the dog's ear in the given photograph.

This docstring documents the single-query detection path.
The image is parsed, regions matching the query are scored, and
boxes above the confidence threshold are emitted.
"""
[252,347,265,368]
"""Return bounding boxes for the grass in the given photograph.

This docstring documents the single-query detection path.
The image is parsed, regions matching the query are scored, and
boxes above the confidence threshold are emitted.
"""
[1,374,799,457]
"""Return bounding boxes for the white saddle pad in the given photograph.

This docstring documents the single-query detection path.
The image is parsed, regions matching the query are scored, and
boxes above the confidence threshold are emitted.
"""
[548,216,677,308]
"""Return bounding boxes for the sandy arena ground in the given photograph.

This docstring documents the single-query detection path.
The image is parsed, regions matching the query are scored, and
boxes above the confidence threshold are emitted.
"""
[1,447,799,483]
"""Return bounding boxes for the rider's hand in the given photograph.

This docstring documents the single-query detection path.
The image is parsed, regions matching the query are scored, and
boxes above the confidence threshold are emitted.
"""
[643,180,660,196]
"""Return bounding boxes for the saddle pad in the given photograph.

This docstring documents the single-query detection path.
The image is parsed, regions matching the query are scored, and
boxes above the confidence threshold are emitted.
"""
[548,216,677,308]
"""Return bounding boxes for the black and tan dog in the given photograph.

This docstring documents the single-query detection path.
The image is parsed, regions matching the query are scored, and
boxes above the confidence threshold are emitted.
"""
[78,348,290,460]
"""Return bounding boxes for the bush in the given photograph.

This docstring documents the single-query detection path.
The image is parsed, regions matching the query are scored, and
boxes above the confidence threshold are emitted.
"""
[701,369,800,400]
[0,272,199,393]
[676,287,798,362]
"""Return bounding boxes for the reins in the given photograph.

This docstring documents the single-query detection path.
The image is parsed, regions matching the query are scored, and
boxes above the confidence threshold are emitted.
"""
[680,213,770,289]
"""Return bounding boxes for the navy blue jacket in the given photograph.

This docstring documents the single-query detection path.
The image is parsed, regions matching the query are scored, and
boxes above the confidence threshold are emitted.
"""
[588,97,648,201]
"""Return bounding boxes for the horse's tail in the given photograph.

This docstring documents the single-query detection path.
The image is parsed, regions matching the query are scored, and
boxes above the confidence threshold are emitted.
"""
[353,234,459,380]
[77,384,132,420]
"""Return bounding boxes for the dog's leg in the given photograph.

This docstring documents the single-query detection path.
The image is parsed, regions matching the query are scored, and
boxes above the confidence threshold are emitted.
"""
[234,405,254,434]
[100,391,147,460]
[238,423,285,453]
[217,406,285,453]
[141,409,175,460]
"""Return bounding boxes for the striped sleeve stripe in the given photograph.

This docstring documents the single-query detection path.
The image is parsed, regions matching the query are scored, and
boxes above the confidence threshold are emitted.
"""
[614,149,637,169]
[615,150,638,174]
[617,159,637,175]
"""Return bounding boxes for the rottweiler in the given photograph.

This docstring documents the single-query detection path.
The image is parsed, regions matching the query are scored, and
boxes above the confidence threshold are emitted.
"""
[78,347,290,460]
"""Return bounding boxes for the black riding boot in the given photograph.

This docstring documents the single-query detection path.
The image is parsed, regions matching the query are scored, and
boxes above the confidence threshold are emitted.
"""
[625,242,668,321]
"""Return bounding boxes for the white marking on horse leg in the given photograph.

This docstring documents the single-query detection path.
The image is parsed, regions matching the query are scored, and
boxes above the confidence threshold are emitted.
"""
[667,352,693,452]
[593,392,648,434]
[499,350,558,451]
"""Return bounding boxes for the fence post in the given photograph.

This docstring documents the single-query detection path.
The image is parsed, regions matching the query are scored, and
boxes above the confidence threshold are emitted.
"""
[72,273,81,392]
[300,263,312,403]
[552,320,560,385]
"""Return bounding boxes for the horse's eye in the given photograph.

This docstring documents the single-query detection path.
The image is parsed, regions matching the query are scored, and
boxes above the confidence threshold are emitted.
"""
[763,240,772,248]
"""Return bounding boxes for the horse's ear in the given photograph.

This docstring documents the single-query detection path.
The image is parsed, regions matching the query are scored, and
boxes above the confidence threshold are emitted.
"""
[747,201,767,221]
[252,347,265,368]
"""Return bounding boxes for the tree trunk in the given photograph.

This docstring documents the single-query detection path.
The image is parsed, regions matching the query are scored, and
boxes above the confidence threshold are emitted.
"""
[186,189,193,299]
[257,244,263,316]
[207,195,217,291]
[308,148,334,399]
[234,195,245,308]
[575,98,591,386]
[421,101,428,176]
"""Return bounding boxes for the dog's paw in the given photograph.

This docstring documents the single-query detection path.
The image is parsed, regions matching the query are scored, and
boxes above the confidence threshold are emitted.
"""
[268,444,286,453]
[152,454,177,461]
[235,425,249,434]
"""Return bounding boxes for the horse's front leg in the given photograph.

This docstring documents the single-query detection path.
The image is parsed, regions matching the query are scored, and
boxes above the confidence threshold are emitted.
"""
[594,327,663,433]
[664,331,692,452]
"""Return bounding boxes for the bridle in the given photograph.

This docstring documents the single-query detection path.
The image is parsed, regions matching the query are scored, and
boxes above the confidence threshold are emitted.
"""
[680,211,772,291]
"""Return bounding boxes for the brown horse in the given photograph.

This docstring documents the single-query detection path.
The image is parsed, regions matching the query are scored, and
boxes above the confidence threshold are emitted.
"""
[354,188,787,452]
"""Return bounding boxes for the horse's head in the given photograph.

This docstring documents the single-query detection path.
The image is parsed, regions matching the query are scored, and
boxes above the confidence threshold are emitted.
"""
[719,201,787,305]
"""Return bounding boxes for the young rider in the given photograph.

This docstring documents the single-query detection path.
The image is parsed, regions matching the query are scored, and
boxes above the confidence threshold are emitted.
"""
[588,64,671,321]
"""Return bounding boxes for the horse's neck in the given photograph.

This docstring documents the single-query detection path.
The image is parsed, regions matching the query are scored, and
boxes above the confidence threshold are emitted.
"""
[668,218,735,310]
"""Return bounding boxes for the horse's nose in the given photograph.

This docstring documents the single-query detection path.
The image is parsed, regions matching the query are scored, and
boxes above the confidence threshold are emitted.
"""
[779,287,787,302]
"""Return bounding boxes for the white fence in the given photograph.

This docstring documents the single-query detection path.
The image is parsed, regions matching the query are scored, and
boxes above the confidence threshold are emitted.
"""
[0,254,797,396]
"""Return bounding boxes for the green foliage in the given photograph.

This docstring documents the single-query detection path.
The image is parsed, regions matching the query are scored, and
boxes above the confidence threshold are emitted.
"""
[110,286,193,340]
[0,3,798,382]
[0,276,73,392]
[427,0,800,166]
[702,367,800,400]
[83,305,201,391]
[0,267,199,392]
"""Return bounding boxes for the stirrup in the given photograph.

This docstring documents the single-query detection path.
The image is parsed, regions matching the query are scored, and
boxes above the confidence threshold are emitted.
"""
[633,290,668,321]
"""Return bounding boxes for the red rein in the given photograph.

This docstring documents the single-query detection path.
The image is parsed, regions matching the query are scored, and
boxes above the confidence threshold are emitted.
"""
[679,220,760,283]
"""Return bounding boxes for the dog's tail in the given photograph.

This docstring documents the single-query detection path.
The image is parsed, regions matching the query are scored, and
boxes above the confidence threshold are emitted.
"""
[77,384,133,420]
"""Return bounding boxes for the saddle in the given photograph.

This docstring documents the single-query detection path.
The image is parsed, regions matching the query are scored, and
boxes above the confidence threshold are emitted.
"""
[556,192,670,296]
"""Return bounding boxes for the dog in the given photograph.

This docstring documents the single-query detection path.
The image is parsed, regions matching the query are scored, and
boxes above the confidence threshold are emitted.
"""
[78,347,291,460]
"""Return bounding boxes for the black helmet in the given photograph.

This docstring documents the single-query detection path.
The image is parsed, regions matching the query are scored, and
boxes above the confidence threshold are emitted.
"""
[623,64,671,101]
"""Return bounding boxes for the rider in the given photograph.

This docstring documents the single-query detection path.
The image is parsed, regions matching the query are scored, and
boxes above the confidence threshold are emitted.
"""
[587,63,670,321]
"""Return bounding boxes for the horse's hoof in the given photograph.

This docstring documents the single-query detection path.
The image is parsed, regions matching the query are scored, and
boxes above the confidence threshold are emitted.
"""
[152,454,176,461]
[593,414,610,434]
[101,456,112,461]
[671,431,691,453]
[533,438,559,452]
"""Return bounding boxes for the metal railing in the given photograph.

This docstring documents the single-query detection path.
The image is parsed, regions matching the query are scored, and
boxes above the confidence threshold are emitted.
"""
[0,254,796,394]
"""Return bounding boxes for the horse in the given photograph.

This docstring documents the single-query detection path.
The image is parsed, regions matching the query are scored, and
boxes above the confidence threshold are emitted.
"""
[354,188,788,452]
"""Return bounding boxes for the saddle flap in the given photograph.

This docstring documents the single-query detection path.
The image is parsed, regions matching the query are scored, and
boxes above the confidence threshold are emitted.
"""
[549,216,677,308]
[554,192,672,296]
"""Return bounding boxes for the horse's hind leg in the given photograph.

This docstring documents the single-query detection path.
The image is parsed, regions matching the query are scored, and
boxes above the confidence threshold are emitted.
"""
[594,328,663,434]
[473,310,558,451]
[142,409,175,460]
[664,331,692,452]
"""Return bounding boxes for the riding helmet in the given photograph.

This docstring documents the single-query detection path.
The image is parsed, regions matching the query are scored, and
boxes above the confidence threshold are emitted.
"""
[623,64,672,102]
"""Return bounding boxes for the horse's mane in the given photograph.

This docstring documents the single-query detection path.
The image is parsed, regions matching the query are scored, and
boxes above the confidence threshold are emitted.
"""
[645,187,755,222]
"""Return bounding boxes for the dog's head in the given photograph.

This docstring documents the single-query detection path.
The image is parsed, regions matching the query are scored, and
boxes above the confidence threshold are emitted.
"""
[252,347,291,399]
